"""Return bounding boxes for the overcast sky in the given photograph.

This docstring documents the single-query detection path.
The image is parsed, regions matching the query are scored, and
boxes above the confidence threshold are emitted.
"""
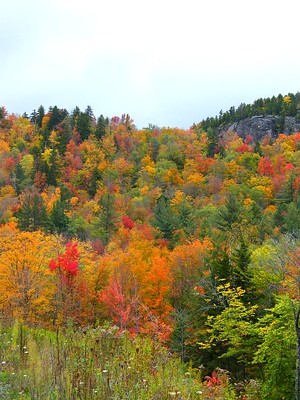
[1,0,299,129]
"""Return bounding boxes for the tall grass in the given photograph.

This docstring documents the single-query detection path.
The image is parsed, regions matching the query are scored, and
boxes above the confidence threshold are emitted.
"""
[0,320,238,399]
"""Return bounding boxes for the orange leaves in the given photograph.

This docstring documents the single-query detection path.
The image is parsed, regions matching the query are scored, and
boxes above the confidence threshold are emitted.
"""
[169,238,213,299]
[141,254,173,315]
[98,228,173,338]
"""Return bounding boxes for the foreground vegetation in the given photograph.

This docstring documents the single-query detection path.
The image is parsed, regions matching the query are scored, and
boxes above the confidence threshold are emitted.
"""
[0,321,244,400]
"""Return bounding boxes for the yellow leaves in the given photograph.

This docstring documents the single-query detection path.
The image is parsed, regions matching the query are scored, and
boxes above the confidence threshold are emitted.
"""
[0,139,10,154]
[0,185,16,198]
[49,130,59,147]
[0,228,57,322]
[140,186,150,196]
[144,164,156,176]
[164,168,183,185]
[170,190,185,209]
[248,176,273,199]
[20,154,34,176]
[225,160,242,179]
[265,205,276,213]
[41,187,61,212]
[243,197,254,209]
[283,95,292,104]
[255,185,273,199]
[141,154,155,168]
[186,172,205,185]
[42,148,53,165]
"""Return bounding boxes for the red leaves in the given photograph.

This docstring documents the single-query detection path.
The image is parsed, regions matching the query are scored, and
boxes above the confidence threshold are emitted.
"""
[122,215,135,230]
[98,279,131,330]
[257,156,274,176]
[205,370,222,388]
[235,143,253,153]
[49,242,80,286]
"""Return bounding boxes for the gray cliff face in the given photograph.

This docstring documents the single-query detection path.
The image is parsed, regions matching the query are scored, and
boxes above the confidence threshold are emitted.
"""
[219,115,300,141]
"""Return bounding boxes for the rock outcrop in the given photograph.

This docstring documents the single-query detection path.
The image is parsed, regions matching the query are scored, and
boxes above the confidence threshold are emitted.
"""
[219,115,300,142]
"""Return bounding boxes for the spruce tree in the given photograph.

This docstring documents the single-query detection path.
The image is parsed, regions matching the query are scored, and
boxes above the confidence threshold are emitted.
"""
[48,199,70,234]
[16,191,48,231]
[217,194,241,231]
[95,115,107,140]
[152,196,178,242]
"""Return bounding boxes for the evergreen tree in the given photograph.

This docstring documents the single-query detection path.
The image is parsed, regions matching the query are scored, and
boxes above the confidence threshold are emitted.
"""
[55,118,72,155]
[46,150,60,186]
[71,106,81,129]
[30,109,37,124]
[36,105,45,127]
[207,127,219,157]
[76,112,92,141]
[47,106,68,132]
[217,194,241,231]
[231,239,253,303]
[249,201,263,224]
[177,199,196,237]
[274,203,286,229]
[14,163,26,194]
[48,199,70,234]
[87,168,102,198]
[16,191,48,231]
[152,196,178,243]
[284,203,300,233]
[277,172,295,205]
[95,114,107,140]
[211,247,232,284]
[96,192,118,243]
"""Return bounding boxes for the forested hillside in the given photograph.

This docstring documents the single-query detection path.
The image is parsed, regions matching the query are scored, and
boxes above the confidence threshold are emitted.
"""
[1,93,300,399]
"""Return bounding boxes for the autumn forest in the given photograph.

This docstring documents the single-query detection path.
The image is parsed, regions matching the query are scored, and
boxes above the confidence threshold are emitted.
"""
[1,93,300,399]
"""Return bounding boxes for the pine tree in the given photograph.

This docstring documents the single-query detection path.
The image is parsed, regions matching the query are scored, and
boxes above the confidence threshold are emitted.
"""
[46,150,60,186]
[16,191,48,231]
[48,199,70,234]
[231,239,253,302]
[14,163,26,194]
[36,105,45,127]
[96,192,118,243]
[152,196,179,242]
[95,114,107,140]
[217,194,241,231]
[207,127,219,157]
[211,247,232,284]
[76,112,92,141]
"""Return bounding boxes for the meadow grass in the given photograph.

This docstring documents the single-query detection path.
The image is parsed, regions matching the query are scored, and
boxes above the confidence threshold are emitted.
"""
[0,320,238,399]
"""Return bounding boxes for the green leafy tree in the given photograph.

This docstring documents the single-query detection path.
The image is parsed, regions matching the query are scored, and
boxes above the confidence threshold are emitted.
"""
[199,283,259,380]
[254,295,296,400]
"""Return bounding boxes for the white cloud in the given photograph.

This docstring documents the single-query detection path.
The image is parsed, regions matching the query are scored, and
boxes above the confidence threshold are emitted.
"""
[1,0,299,127]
